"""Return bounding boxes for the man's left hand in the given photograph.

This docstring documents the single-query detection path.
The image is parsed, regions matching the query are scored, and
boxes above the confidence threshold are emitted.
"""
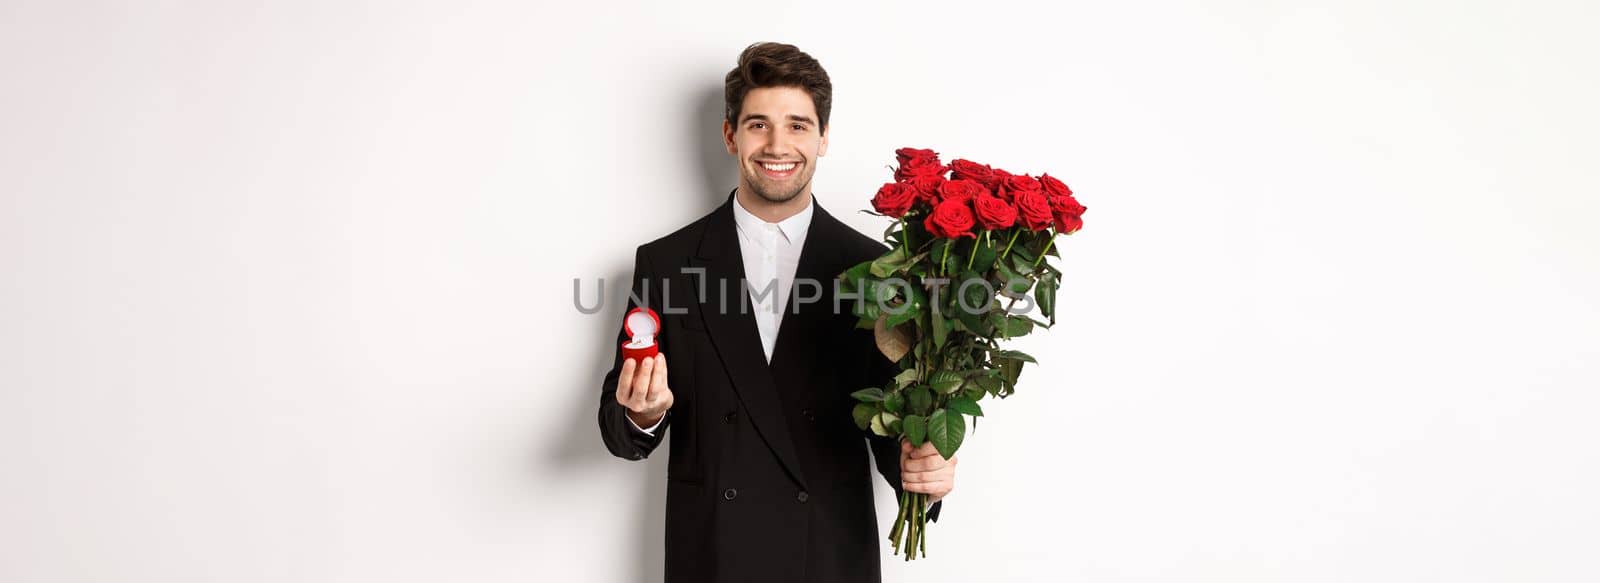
[900,439,957,505]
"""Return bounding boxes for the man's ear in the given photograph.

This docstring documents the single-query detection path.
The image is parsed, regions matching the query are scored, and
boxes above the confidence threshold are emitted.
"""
[819,124,829,157]
[723,120,737,155]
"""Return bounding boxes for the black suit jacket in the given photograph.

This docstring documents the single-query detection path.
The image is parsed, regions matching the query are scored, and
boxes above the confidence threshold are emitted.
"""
[598,189,942,583]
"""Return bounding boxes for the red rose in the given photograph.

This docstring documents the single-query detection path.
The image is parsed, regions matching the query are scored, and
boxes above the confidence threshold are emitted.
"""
[1014,190,1053,231]
[1054,213,1084,234]
[972,194,1017,230]
[924,198,977,239]
[937,179,988,204]
[1039,173,1073,198]
[986,168,1015,192]
[949,159,994,185]
[895,147,940,166]
[871,182,916,218]
[907,174,946,202]
[1048,193,1087,233]
[1005,174,1042,196]
[895,155,948,182]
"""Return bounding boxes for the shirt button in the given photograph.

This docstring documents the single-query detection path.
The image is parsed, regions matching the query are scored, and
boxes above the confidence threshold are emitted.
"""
[723,488,738,501]
[802,408,814,421]
[723,412,737,424]
[796,491,809,503]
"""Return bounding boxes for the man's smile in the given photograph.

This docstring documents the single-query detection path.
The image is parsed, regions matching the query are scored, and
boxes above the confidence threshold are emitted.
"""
[756,159,800,179]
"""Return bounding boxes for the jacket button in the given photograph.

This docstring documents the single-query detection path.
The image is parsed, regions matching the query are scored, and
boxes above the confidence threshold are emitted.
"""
[796,491,809,503]
[723,488,738,501]
[723,412,736,424]
[802,408,814,421]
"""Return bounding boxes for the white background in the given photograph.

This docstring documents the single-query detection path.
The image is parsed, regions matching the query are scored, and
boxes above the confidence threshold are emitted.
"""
[3,1,1597,581]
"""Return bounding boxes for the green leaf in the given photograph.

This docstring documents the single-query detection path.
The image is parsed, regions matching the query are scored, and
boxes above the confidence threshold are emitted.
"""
[869,411,900,437]
[945,251,966,273]
[962,386,987,402]
[929,370,964,394]
[996,263,1032,297]
[930,301,951,348]
[850,387,885,402]
[973,373,1002,395]
[927,409,966,459]
[838,261,872,291]
[884,220,904,242]
[989,312,1034,337]
[893,369,919,389]
[883,297,921,328]
[1011,242,1037,264]
[860,277,883,303]
[990,349,1038,364]
[907,386,934,416]
[956,304,990,336]
[948,397,984,417]
[997,359,1024,395]
[903,414,927,447]
[871,279,900,303]
[856,300,881,324]
[869,246,910,277]
[852,403,877,430]
[929,239,952,273]
[969,239,997,273]
[884,391,905,414]
[1036,270,1058,322]
[957,271,993,315]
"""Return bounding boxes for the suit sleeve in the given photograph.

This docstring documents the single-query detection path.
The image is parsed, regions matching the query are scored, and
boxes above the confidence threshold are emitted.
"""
[598,245,670,460]
[626,410,667,436]
[863,321,943,523]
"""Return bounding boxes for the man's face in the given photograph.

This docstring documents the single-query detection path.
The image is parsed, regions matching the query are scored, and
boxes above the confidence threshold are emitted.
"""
[723,86,829,204]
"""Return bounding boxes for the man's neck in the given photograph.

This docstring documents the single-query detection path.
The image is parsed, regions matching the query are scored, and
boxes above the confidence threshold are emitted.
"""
[735,185,812,224]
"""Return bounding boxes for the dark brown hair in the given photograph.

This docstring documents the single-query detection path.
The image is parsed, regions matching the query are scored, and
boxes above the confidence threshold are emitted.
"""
[724,42,832,134]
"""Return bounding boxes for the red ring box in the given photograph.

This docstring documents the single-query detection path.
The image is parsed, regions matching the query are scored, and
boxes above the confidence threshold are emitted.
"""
[621,307,660,361]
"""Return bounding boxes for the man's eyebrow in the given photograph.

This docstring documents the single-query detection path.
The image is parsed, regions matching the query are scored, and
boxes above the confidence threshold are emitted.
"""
[740,113,817,125]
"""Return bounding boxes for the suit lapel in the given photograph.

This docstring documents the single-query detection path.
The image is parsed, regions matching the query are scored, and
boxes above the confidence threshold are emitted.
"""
[767,199,847,379]
[690,190,813,490]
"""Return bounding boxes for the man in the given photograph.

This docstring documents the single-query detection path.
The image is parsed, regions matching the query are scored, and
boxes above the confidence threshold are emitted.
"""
[597,42,959,582]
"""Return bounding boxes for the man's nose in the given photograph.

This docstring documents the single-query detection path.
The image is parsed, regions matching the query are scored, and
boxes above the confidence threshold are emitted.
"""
[764,129,792,155]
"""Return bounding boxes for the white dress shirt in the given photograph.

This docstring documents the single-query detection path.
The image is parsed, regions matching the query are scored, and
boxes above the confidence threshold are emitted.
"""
[629,193,815,436]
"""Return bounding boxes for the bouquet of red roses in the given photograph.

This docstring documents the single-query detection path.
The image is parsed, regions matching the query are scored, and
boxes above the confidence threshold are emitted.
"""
[837,147,1086,560]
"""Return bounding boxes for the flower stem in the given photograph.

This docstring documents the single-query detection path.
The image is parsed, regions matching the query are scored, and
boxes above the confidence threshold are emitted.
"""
[940,241,950,276]
[919,493,928,558]
[1000,229,1020,259]
[898,217,908,254]
[915,493,928,563]
[905,493,920,561]
[1032,228,1057,268]
[890,489,908,553]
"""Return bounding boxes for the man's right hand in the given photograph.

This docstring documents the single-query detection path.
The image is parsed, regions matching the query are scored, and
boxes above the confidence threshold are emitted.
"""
[618,353,673,428]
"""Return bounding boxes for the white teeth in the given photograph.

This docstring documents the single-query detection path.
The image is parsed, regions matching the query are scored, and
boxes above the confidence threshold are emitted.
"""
[760,162,797,172]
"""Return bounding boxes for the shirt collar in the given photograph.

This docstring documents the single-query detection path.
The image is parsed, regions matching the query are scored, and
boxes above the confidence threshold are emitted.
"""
[732,190,815,246]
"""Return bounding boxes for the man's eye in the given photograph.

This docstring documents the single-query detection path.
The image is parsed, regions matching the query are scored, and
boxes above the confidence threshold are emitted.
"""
[792,124,805,131]
[751,122,765,130]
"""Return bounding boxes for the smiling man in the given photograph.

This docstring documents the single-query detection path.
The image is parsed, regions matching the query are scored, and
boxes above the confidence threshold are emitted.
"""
[597,42,958,583]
